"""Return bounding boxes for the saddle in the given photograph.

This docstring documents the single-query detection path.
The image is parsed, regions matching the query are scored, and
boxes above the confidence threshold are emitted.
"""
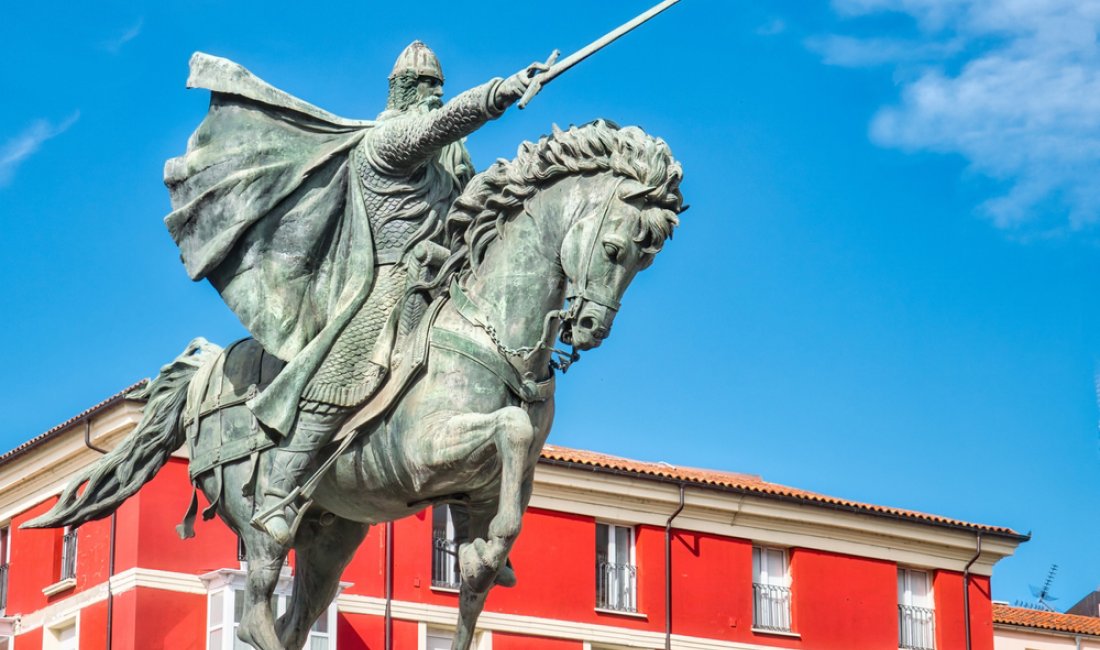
[176,296,447,539]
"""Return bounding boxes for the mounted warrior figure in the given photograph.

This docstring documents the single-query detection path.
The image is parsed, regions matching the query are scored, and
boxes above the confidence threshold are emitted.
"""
[159,42,551,545]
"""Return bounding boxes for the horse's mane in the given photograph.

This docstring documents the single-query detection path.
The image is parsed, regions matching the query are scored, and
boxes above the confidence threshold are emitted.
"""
[421,120,685,291]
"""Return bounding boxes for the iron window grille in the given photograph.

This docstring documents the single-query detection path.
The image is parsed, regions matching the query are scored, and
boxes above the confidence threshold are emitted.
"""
[431,505,461,590]
[752,582,793,632]
[60,528,77,581]
[0,526,8,612]
[596,560,638,612]
[0,563,8,612]
[898,604,935,649]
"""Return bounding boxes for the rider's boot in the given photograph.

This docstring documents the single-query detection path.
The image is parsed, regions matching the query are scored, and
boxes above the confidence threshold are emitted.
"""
[250,406,345,545]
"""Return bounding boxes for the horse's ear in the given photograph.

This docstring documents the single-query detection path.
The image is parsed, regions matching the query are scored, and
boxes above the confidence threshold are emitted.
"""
[617,179,654,202]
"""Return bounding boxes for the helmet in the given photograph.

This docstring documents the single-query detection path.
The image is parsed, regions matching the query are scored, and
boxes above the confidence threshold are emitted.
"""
[389,40,444,83]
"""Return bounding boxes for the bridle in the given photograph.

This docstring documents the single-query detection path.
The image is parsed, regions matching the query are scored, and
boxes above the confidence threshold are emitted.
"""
[458,177,628,375]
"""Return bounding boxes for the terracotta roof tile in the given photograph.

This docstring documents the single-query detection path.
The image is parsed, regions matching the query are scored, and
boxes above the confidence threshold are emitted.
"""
[539,444,1025,539]
[0,380,148,468]
[993,603,1100,636]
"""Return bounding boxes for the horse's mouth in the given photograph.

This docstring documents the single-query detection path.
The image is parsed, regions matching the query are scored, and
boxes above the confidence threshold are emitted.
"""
[559,320,575,346]
[559,319,605,351]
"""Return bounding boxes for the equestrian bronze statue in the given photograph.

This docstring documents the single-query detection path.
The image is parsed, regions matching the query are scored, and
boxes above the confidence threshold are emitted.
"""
[27,12,686,650]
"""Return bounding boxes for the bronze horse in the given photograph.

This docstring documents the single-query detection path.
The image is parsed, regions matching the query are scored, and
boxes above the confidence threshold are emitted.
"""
[28,121,684,650]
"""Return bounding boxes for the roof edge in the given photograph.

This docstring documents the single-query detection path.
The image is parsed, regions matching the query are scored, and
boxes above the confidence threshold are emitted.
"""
[536,452,1028,542]
[0,380,149,470]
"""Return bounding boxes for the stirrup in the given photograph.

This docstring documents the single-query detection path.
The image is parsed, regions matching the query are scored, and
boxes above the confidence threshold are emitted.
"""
[250,487,302,542]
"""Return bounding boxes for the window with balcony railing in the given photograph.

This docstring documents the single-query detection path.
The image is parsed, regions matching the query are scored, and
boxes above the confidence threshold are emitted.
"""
[432,505,461,590]
[898,568,935,650]
[0,525,9,612]
[752,546,792,632]
[60,527,77,581]
[596,522,636,613]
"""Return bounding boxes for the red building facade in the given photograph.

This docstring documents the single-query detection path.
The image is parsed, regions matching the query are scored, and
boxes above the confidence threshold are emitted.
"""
[0,387,1026,650]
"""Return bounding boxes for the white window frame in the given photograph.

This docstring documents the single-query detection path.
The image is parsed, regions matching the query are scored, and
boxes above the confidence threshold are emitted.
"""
[751,546,793,632]
[595,521,637,613]
[43,615,78,650]
[201,568,338,650]
[898,567,935,650]
[419,623,490,650]
[59,526,77,581]
[43,527,78,597]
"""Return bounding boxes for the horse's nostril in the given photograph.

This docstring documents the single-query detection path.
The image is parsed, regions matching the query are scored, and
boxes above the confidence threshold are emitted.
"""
[579,316,596,331]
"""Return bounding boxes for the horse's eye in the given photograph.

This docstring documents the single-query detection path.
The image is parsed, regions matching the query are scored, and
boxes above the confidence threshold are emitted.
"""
[603,241,622,261]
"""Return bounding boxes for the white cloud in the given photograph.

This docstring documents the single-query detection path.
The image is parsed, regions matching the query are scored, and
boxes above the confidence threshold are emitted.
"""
[0,113,81,188]
[103,18,143,54]
[806,34,962,67]
[819,0,1100,231]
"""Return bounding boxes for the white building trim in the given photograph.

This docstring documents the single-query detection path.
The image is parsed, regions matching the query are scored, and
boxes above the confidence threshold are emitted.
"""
[530,464,1016,575]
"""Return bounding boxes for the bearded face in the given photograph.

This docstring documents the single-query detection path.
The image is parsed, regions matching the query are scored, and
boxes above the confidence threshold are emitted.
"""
[387,71,443,113]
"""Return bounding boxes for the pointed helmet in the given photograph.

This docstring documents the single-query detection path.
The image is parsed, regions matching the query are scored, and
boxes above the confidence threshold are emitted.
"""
[389,40,444,83]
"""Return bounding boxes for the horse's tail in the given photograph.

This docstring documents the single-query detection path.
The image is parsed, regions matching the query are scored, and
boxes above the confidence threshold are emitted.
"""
[23,338,222,530]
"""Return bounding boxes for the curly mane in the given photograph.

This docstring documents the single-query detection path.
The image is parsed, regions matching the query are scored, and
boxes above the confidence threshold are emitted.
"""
[423,120,685,290]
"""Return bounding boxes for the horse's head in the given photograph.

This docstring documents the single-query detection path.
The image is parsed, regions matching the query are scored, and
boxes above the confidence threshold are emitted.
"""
[434,120,684,354]
[559,177,682,350]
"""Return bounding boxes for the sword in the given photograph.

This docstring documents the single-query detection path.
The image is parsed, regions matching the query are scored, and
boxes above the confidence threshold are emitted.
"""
[518,0,682,109]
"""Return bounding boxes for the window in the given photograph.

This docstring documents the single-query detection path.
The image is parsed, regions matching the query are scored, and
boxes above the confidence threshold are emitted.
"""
[60,526,77,581]
[0,525,9,612]
[46,620,77,650]
[432,505,461,590]
[206,585,336,650]
[596,522,636,612]
[422,625,489,650]
[898,568,934,650]
[752,546,792,632]
[426,630,453,650]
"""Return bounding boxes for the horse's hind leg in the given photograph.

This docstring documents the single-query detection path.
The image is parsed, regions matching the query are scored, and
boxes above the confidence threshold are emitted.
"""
[234,528,288,650]
[277,515,370,650]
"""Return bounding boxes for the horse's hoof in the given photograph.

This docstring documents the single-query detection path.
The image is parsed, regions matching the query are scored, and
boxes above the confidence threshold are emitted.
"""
[459,540,497,592]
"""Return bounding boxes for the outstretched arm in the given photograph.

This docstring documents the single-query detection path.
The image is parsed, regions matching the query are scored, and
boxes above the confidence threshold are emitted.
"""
[369,61,549,173]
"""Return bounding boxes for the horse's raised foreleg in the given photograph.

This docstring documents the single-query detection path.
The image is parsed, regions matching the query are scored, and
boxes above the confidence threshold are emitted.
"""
[434,406,532,592]
[437,406,534,650]
[277,515,370,649]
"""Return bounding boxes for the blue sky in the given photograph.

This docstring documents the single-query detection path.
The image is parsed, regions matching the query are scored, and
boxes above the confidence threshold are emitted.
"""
[2,0,1098,608]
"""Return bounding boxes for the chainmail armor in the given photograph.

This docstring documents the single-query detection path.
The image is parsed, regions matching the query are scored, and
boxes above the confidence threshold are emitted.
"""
[301,81,502,408]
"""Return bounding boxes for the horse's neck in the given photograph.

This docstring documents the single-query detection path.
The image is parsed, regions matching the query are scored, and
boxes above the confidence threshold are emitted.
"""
[462,178,585,372]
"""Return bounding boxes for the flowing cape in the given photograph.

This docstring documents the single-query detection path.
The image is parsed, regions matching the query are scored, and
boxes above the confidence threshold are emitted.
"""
[164,53,377,433]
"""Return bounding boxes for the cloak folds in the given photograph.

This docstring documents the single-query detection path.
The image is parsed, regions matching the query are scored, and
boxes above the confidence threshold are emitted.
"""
[164,53,377,434]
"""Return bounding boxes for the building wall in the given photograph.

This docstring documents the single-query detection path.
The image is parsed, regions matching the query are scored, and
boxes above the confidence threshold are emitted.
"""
[0,422,1018,650]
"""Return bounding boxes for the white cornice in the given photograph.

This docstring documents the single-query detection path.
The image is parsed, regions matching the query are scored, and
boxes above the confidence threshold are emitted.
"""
[530,465,1019,576]
[338,593,790,650]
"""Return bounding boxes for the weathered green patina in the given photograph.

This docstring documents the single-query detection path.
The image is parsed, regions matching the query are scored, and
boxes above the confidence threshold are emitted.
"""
[27,21,685,650]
